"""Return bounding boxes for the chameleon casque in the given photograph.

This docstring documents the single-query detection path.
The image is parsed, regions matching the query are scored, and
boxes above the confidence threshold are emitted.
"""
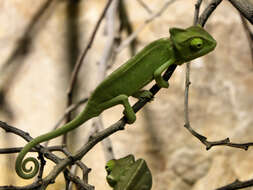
[15,25,216,179]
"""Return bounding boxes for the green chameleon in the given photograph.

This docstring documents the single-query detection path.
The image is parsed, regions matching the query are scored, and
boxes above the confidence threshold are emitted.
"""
[105,155,152,190]
[15,25,216,179]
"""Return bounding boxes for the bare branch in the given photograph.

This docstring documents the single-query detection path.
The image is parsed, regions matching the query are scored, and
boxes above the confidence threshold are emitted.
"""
[136,0,153,14]
[115,0,178,53]
[194,0,203,24]
[0,121,92,189]
[44,96,88,147]
[240,14,253,67]
[66,0,114,108]
[228,0,253,24]
[216,179,253,190]
[198,0,223,26]
[0,145,65,154]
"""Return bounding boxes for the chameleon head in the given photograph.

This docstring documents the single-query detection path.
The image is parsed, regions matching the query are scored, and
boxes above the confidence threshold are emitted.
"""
[169,25,217,63]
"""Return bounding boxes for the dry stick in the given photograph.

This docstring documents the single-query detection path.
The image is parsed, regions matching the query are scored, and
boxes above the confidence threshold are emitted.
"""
[44,96,88,147]
[63,0,114,146]
[68,2,119,188]
[198,0,223,27]
[136,0,153,14]
[216,179,253,190]
[66,0,114,106]
[92,0,119,162]
[0,146,65,154]
[183,0,253,151]
[0,121,93,190]
[62,148,91,184]
[187,2,253,190]
[240,14,253,67]
[115,0,178,53]
[228,0,253,24]
[184,0,208,147]
[68,2,120,188]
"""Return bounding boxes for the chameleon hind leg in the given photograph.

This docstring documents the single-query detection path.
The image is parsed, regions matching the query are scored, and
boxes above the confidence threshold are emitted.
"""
[98,95,136,124]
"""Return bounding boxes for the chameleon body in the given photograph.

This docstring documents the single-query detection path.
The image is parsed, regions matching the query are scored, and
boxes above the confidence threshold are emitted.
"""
[15,25,216,179]
[105,155,152,190]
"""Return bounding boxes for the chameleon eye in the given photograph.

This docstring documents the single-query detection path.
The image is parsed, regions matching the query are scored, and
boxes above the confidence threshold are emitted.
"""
[190,38,203,50]
[105,160,116,174]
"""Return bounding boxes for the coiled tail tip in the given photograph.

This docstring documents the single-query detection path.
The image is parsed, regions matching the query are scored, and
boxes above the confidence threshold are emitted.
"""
[15,156,39,179]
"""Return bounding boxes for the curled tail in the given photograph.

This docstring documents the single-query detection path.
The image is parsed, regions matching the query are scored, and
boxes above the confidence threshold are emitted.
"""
[15,108,95,179]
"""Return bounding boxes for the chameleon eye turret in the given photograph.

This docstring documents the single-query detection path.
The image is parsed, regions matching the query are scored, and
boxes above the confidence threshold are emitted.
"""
[190,38,204,50]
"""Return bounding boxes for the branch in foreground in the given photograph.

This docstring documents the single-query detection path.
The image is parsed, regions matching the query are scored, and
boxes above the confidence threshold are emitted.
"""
[115,0,178,53]
[240,14,253,67]
[198,0,223,26]
[185,0,253,151]
[228,0,253,25]
[67,0,114,106]
[216,179,253,190]
[184,123,253,151]
[0,145,65,154]
[0,121,93,190]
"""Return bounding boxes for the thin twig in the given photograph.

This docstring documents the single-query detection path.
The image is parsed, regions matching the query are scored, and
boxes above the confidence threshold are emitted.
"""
[0,145,65,154]
[194,0,203,24]
[216,179,253,190]
[66,0,114,108]
[44,97,88,147]
[136,0,153,14]
[93,0,118,162]
[63,0,114,147]
[240,14,253,67]
[62,148,91,184]
[115,0,178,53]
[0,121,92,189]
[228,0,253,24]
[184,0,203,149]
[183,0,253,151]
[198,0,223,26]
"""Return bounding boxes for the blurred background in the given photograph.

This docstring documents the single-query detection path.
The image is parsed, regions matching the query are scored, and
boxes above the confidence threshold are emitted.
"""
[0,0,253,189]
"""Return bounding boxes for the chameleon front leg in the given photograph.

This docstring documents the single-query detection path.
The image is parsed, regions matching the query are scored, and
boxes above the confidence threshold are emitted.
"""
[153,58,176,88]
[99,95,136,124]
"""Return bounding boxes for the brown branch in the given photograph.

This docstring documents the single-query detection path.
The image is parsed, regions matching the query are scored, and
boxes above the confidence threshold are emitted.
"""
[184,123,253,151]
[44,96,88,147]
[216,179,253,190]
[240,14,253,67]
[115,0,178,53]
[228,0,253,24]
[63,0,114,146]
[0,145,65,154]
[183,0,253,152]
[198,0,223,26]
[0,121,92,189]
[136,0,153,14]
[66,0,114,108]
[62,148,91,184]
